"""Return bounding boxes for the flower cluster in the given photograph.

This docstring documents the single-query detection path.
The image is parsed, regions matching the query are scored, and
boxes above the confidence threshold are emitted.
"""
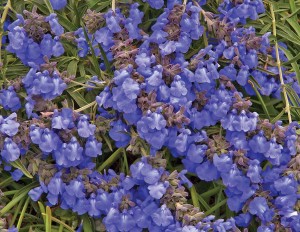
[29,155,240,231]
[7,11,64,65]
[1,0,300,231]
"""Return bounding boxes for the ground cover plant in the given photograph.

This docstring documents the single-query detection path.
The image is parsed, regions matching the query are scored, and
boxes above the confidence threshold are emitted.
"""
[0,0,300,231]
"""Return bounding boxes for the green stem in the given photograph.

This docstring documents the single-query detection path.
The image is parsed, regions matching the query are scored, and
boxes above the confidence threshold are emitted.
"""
[0,0,12,63]
[97,148,124,172]
[204,199,227,216]
[270,3,292,123]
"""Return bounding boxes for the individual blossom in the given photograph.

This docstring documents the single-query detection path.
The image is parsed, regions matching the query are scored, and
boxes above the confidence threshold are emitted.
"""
[0,113,20,137]
[248,197,274,223]
[77,115,96,138]
[49,0,67,10]
[0,86,21,111]
[84,136,102,157]
[1,138,20,162]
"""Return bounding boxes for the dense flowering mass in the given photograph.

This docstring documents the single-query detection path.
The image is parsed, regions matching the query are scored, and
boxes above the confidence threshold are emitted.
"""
[0,0,299,231]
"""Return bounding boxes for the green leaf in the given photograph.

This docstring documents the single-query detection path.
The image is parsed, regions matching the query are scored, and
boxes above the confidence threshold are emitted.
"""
[43,0,54,13]
[97,148,124,172]
[10,197,26,227]
[67,90,89,108]
[50,216,75,232]
[204,199,227,216]
[249,78,271,120]
[17,197,31,229]
[10,159,33,179]
[197,194,211,211]
[0,182,38,217]
[67,60,79,76]
[190,186,200,209]
[82,214,94,232]
[279,46,300,84]
[271,108,286,123]
[200,185,222,198]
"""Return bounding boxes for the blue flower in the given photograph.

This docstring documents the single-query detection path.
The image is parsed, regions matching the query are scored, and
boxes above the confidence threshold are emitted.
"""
[246,159,262,183]
[0,86,21,111]
[7,226,18,232]
[125,18,142,40]
[257,225,275,232]
[77,115,96,138]
[65,137,83,162]
[151,204,174,227]
[243,49,258,69]
[11,169,23,181]
[73,198,89,215]
[234,213,252,227]
[39,128,61,153]
[49,0,67,10]
[187,144,206,163]
[105,11,121,33]
[143,0,164,9]
[225,131,248,150]
[213,154,233,173]
[52,108,75,130]
[85,136,102,157]
[249,131,270,153]
[0,113,20,136]
[48,174,63,195]
[237,65,249,86]
[148,181,169,199]
[274,175,298,195]
[109,120,131,148]
[174,129,191,153]
[137,111,168,150]
[29,186,44,201]
[149,30,168,44]
[88,194,101,217]
[140,163,161,184]
[1,138,20,162]
[248,197,274,222]
[95,191,113,213]
[219,64,237,81]
[25,97,36,118]
[116,210,136,231]
[129,3,144,25]
[40,34,54,57]
[29,125,43,144]
[51,73,67,97]
[26,39,43,63]
[196,160,220,181]
[159,41,177,56]
[275,194,297,210]
[52,36,65,57]
[264,137,282,165]
[95,27,114,47]
[122,78,140,100]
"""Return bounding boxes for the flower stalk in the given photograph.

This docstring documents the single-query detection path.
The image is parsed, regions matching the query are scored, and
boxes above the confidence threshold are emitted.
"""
[0,0,12,64]
[270,3,292,123]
